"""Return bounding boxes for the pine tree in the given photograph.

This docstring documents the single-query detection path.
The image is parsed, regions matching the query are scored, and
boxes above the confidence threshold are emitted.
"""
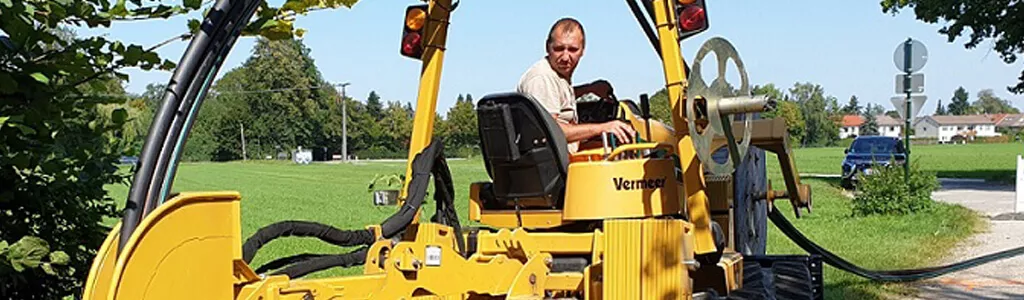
[860,104,879,135]
[934,99,947,115]
[948,87,971,115]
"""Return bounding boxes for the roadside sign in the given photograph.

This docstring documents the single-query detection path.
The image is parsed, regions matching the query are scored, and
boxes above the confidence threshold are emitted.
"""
[894,38,928,73]
[895,73,924,94]
[890,95,927,120]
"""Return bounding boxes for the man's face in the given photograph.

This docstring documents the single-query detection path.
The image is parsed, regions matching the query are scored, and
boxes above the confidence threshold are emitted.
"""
[546,29,584,79]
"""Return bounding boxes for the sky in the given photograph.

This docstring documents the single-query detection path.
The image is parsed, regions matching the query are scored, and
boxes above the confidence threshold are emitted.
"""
[83,0,1024,116]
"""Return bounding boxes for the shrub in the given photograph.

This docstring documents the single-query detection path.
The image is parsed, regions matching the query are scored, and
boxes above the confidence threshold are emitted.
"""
[851,161,939,216]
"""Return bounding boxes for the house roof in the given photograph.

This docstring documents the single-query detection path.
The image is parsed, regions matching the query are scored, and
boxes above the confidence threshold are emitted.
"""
[876,115,902,126]
[923,115,995,125]
[841,115,864,127]
[991,114,1024,127]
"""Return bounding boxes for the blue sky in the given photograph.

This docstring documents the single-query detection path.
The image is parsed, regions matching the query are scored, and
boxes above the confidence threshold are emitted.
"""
[85,0,1023,115]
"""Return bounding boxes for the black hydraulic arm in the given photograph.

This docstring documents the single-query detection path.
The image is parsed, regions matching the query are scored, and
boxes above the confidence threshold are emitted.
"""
[119,0,262,251]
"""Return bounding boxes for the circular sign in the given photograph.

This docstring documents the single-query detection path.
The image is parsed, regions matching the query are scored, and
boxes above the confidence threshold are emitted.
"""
[894,38,928,73]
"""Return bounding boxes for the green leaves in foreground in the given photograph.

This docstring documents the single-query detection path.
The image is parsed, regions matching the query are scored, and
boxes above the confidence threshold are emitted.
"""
[1,236,70,276]
[852,160,939,216]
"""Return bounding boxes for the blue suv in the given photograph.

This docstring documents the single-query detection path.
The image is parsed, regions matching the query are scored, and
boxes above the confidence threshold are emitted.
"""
[840,136,906,189]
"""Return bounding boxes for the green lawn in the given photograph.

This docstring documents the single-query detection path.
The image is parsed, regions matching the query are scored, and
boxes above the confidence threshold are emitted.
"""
[789,142,1024,182]
[102,143,1009,298]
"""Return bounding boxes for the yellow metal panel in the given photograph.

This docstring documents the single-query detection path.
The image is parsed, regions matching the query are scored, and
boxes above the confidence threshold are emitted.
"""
[105,191,242,300]
[641,220,687,299]
[544,272,584,291]
[603,220,642,298]
[478,210,564,229]
[81,222,120,300]
[476,229,595,256]
[649,0,717,255]
[563,157,681,220]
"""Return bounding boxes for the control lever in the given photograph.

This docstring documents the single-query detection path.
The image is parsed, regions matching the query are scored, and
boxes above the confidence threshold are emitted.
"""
[639,93,652,143]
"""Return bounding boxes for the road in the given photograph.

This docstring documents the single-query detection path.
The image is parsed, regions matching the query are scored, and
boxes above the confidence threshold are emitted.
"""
[907,178,1024,300]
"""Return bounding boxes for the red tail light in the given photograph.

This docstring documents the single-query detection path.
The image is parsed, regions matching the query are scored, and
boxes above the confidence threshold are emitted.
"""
[679,5,706,32]
[675,0,709,40]
[402,32,422,57]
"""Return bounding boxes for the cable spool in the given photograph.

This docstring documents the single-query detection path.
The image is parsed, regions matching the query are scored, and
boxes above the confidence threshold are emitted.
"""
[686,37,768,175]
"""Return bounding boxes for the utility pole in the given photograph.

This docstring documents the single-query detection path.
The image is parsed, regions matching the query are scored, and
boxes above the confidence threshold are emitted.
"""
[240,123,247,161]
[337,82,351,162]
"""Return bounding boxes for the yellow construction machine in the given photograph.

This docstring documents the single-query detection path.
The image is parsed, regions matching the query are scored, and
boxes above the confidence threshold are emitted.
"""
[82,0,825,299]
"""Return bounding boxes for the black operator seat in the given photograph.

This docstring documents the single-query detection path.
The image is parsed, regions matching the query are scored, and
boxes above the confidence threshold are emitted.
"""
[475,93,570,210]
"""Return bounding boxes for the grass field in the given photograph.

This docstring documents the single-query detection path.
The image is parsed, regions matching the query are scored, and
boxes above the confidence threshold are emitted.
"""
[102,142,1018,299]
[785,143,1024,182]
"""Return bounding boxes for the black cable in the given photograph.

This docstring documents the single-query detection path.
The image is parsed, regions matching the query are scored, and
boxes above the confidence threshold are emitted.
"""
[253,253,332,274]
[768,205,1024,282]
[242,221,375,263]
[271,247,369,279]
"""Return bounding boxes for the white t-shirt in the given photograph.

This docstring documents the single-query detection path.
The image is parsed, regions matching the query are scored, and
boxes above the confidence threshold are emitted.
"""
[517,58,578,152]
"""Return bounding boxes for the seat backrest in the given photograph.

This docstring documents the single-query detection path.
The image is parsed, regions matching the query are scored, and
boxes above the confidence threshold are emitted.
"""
[476,93,569,207]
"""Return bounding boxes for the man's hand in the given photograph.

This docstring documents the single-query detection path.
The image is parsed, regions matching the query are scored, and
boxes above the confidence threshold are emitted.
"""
[557,117,636,145]
[600,120,636,144]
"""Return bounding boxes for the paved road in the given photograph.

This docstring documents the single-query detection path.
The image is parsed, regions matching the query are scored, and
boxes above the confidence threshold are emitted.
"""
[908,178,1024,300]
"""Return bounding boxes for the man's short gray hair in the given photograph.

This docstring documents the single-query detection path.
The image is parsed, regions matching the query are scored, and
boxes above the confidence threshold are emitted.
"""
[546,17,585,49]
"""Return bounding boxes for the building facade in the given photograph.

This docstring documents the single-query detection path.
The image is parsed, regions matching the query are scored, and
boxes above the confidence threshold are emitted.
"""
[913,115,999,143]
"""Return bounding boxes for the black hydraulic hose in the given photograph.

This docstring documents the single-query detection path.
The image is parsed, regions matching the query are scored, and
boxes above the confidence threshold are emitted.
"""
[253,253,332,274]
[768,206,1024,282]
[120,0,261,251]
[146,0,262,215]
[379,140,447,239]
[241,221,375,263]
[429,155,465,256]
[270,247,369,279]
[626,0,661,57]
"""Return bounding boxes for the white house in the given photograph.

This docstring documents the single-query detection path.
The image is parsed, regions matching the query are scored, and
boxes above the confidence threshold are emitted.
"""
[876,115,904,138]
[913,115,1000,143]
[839,115,863,139]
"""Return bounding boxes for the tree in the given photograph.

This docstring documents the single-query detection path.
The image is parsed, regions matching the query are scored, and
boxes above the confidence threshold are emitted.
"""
[756,84,805,144]
[947,87,972,115]
[3,0,362,294]
[867,103,886,117]
[648,88,673,124]
[885,110,901,119]
[881,0,1024,94]
[789,82,840,147]
[934,99,947,115]
[441,94,479,157]
[841,95,862,115]
[861,104,880,135]
[971,89,1020,114]
[366,91,383,119]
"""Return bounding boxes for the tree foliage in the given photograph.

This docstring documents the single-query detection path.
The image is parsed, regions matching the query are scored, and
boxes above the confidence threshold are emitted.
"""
[860,104,880,136]
[934,99,946,115]
[947,86,972,115]
[756,84,805,144]
[881,0,1024,94]
[971,89,1020,114]
[789,82,840,147]
[0,0,359,297]
[841,95,862,115]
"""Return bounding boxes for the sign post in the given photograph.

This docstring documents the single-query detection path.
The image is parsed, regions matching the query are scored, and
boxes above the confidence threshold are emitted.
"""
[893,38,928,185]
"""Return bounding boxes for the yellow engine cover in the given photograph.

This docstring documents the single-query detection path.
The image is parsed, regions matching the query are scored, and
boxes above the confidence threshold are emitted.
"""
[563,156,682,220]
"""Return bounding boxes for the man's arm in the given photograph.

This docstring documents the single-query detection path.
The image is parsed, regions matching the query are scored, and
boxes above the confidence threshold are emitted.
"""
[555,116,635,144]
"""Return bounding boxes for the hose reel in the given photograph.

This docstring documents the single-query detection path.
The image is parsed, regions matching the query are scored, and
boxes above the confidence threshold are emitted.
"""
[686,37,775,175]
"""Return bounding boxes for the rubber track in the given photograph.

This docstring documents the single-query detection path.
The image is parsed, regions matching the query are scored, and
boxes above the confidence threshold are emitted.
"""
[771,261,814,300]
[727,261,775,300]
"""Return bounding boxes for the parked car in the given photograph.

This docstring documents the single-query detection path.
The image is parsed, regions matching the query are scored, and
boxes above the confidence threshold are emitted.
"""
[840,136,906,188]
